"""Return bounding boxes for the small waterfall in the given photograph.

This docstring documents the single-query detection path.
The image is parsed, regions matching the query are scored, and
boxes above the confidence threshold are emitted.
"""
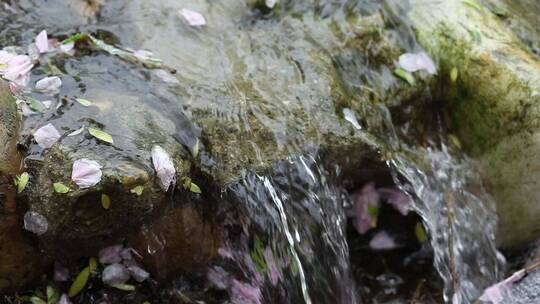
[388,145,505,303]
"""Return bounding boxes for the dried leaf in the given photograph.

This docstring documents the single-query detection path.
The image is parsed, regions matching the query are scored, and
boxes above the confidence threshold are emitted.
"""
[68,266,90,297]
[88,127,114,144]
[53,182,70,194]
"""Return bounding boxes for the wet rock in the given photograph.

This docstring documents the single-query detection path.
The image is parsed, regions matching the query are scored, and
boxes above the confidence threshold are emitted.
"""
[0,214,50,293]
[130,203,219,280]
[406,0,540,247]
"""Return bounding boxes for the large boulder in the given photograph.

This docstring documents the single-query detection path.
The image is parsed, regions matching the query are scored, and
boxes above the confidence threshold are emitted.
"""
[406,0,540,247]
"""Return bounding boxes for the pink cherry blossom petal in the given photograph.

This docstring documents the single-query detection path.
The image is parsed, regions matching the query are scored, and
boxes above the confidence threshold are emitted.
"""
[479,269,526,304]
[35,30,56,53]
[151,145,176,191]
[71,159,103,188]
[99,244,124,264]
[377,187,413,216]
[180,9,207,26]
[352,182,380,234]
[3,54,33,86]
[369,231,397,250]
[398,52,437,75]
[35,76,62,95]
[33,123,61,149]
[127,265,150,282]
[102,263,130,286]
[23,211,48,235]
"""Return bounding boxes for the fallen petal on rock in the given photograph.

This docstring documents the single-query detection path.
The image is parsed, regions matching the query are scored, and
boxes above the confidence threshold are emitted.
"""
[35,76,62,95]
[102,263,130,286]
[343,108,361,130]
[152,145,176,191]
[3,54,33,86]
[23,211,48,235]
[369,230,397,250]
[35,30,50,53]
[127,265,150,282]
[33,123,61,149]
[98,244,124,264]
[71,159,103,188]
[398,52,437,75]
[180,8,206,26]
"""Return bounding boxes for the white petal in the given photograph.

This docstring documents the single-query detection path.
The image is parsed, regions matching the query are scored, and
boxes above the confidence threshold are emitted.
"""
[180,9,206,26]
[398,52,437,75]
[343,108,361,130]
[33,123,61,149]
[35,76,62,95]
[369,231,397,250]
[153,69,180,84]
[24,211,48,235]
[151,145,176,191]
[98,244,124,264]
[127,265,149,282]
[266,0,278,8]
[60,42,75,55]
[71,159,103,188]
[133,49,153,61]
[35,30,50,53]
[4,55,33,85]
[102,263,130,286]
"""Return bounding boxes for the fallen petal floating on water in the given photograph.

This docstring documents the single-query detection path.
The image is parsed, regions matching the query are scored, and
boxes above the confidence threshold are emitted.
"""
[377,187,413,216]
[33,123,61,149]
[152,145,176,191]
[398,52,437,75]
[71,159,103,188]
[180,8,206,26]
[352,182,380,234]
[23,211,48,235]
[35,76,62,95]
[102,263,130,286]
[369,230,397,250]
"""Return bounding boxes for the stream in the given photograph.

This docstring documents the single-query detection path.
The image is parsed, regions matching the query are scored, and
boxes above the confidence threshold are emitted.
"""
[0,1,538,304]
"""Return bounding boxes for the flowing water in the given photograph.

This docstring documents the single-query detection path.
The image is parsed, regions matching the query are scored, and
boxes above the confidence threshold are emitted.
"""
[0,1,512,303]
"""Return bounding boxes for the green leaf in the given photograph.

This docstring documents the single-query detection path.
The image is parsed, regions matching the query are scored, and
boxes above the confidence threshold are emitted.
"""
[89,257,98,274]
[450,67,458,83]
[30,297,47,304]
[490,5,508,17]
[68,266,90,297]
[26,97,48,113]
[101,194,111,210]
[415,222,427,243]
[393,68,415,85]
[46,286,59,304]
[61,33,88,45]
[189,182,202,194]
[130,185,144,196]
[68,127,85,137]
[462,0,483,12]
[53,182,70,194]
[88,127,114,144]
[14,172,29,193]
[191,138,200,158]
[111,284,136,291]
[75,98,93,107]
